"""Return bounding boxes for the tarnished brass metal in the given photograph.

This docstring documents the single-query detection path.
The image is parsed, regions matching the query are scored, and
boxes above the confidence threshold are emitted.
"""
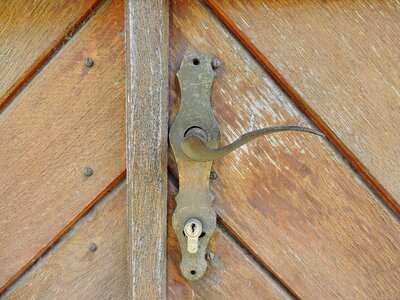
[169,52,219,280]
[182,126,323,162]
[170,52,324,281]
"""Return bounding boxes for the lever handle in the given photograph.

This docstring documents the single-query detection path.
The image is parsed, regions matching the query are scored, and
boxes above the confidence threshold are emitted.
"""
[182,125,324,162]
[170,52,325,280]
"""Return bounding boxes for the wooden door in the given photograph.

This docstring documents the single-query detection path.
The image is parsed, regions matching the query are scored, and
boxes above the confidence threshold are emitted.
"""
[1,0,399,299]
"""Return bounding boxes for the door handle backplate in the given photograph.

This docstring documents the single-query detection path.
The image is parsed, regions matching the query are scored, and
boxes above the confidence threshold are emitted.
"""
[169,52,323,280]
[169,52,220,280]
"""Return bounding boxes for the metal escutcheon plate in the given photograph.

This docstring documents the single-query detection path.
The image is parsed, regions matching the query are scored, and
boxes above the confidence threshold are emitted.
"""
[169,52,220,280]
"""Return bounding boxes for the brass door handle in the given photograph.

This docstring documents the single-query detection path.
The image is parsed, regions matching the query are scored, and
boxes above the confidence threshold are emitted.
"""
[169,52,324,281]
[182,125,323,162]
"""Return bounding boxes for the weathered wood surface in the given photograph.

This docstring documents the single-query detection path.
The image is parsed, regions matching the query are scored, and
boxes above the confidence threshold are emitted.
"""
[169,1,400,298]
[207,0,400,213]
[5,183,129,300]
[2,0,399,298]
[0,0,102,111]
[5,182,290,300]
[168,197,291,299]
[0,0,125,292]
[125,0,169,299]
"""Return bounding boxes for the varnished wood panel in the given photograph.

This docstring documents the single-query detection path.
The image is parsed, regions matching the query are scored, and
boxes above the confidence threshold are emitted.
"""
[0,0,124,292]
[5,182,290,300]
[125,0,169,298]
[0,0,102,111]
[208,0,400,212]
[169,1,400,298]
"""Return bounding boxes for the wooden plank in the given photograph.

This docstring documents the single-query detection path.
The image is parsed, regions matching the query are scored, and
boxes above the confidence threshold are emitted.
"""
[0,0,102,111]
[169,1,400,298]
[5,183,128,300]
[5,181,291,300]
[206,0,400,213]
[125,0,169,299]
[0,0,125,292]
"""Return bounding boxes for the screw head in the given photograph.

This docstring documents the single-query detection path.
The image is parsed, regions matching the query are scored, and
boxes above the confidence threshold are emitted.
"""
[211,58,221,69]
[84,57,94,67]
[206,251,215,261]
[210,171,218,180]
[88,243,97,252]
[83,167,93,177]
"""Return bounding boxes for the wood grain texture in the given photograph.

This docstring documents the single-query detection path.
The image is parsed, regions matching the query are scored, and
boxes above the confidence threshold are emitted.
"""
[5,183,128,300]
[5,181,291,300]
[207,0,400,213]
[0,0,102,111]
[125,0,169,299]
[169,1,400,298]
[167,185,291,300]
[0,0,125,292]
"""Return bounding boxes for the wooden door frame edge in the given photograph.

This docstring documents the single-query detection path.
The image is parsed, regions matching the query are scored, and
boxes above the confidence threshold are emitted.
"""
[125,1,169,299]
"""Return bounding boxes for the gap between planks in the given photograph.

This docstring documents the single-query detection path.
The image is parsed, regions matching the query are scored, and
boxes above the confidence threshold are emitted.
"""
[203,0,400,217]
[0,0,105,113]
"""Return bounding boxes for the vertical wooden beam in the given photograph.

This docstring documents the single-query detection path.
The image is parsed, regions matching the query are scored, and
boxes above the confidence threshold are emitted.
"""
[125,0,169,299]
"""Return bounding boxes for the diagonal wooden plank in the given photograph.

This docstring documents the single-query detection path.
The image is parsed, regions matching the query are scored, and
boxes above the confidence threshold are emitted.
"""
[0,0,103,111]
[0,0,125,292]
[4,181,292,300]
[4,182,128,300]
[206,0,400,214]
[169,1,400,298]
[125,0,169,299]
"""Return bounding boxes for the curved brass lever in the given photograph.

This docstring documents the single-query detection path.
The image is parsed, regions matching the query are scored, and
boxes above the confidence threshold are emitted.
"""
[182,125,324,162]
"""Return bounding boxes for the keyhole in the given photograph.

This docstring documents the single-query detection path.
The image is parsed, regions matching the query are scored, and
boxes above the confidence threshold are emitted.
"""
[183,218,203,238]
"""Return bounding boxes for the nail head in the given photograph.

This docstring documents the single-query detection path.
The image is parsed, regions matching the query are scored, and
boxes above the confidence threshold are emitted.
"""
[206,251,215,260]
[84,57,94,67]
[210,171,218,180]
[88,243,97,252]
[84,167,93,177]
[211,58,221,69]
